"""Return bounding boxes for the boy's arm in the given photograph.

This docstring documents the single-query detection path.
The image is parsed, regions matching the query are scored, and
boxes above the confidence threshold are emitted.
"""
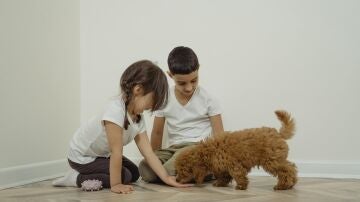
[209,114,224,136]
[135,133,192,188]
[150,116,165,150]
[104,121,134,194]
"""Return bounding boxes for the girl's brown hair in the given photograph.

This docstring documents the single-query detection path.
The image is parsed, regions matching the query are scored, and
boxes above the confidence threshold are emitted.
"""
[120,60,169,129]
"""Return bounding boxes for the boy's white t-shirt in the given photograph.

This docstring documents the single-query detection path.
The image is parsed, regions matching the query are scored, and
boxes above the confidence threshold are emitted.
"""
[154,86,221,146]
[68,96,146,164]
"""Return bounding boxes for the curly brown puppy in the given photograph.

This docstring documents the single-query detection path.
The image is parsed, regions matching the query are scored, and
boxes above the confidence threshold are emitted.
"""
[175,110,297,190]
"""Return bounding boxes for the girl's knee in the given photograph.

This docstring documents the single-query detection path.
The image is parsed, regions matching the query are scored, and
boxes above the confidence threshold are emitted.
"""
[131,167,140,182]
[122,168,132,184]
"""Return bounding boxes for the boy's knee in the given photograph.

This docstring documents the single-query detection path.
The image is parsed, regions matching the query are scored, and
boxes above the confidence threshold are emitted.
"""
[138,160,159,182]
[163,162,176,176]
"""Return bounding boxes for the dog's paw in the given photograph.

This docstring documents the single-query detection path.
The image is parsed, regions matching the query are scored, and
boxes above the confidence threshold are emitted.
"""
[235,185,247,190]
[273,184,294,190]
[213,181,229,187]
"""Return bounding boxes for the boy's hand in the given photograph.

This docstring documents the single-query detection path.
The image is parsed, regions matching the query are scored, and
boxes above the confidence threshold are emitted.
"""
[111,184,134,194]
[164,176,193,188]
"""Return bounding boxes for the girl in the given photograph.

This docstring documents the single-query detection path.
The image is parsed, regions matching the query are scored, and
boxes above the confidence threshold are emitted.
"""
[53,60,191,194]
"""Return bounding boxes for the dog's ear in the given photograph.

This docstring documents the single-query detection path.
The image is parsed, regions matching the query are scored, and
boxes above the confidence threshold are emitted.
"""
[193,165,207,185]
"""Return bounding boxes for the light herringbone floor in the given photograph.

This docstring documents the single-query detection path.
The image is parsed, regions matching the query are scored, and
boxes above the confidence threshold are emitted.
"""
[1,176,360,202]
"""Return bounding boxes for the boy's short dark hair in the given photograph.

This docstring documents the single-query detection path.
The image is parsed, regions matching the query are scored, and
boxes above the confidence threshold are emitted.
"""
[167,46,199,74]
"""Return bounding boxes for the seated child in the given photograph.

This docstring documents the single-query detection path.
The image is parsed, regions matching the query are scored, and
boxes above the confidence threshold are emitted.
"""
[53,60,191,194]
[139,46,224,182]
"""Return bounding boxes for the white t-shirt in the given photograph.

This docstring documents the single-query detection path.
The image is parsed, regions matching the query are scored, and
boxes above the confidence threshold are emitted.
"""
[154,86,221,146]
[68,96,146,164]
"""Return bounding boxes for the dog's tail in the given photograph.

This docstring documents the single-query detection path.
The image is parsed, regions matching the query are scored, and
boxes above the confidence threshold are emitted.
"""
[275,110,295,140]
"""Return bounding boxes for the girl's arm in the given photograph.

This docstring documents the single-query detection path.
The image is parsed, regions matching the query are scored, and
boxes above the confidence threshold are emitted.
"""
[104,120,134,194]
[150,117,165,150]
[135,133,192,188]
[209,114,224,136]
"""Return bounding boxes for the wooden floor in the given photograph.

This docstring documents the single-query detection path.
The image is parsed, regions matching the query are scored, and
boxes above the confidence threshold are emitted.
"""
[1,176,359,202]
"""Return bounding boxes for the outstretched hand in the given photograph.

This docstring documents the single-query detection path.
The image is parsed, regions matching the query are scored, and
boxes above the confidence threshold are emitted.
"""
[110,184,134,194]
[164,176,193,188]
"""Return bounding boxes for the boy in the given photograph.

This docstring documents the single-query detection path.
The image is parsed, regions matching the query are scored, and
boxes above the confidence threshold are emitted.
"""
[139,46,224,182]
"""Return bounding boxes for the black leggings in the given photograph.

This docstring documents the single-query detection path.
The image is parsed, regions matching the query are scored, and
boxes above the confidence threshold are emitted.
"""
[68,156,139,188]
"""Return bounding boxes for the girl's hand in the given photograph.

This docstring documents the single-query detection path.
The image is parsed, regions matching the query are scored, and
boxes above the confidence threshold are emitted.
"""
[164,176,193,188]
[110,184,134,194]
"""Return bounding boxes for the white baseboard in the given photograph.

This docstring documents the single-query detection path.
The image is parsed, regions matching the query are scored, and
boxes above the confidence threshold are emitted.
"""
[250,161,360,179]
[130,157,360,179]
[1,159,359,190]
[0,159,68,190]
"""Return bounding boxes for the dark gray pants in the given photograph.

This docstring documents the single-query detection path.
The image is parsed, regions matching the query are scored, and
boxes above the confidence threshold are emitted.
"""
[68,156,139,188]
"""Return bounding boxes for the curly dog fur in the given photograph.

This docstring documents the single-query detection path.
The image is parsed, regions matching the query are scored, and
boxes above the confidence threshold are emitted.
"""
[175,110,297,190]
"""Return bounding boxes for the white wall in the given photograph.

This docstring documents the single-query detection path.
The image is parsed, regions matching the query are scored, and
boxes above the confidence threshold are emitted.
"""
[80,0,360,178]
[0,0,80,188]
[1,0,358,189]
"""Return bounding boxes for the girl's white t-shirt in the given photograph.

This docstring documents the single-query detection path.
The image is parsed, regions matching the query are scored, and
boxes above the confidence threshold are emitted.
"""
[154,86,221,146]
[68,96,146,164]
